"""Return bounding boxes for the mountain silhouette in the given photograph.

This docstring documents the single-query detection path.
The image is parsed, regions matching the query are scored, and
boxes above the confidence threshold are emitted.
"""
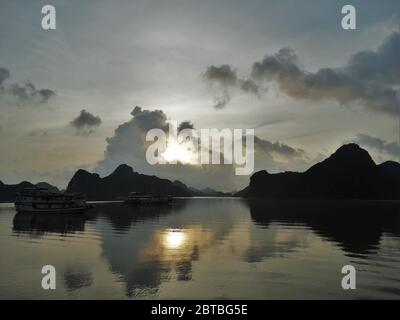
[0,180,59,202]
[66,164,191,200]
[238,143,400,199]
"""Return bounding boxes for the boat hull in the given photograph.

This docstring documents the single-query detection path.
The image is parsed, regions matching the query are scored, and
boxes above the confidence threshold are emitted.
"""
[123,198,172,205]
[123,192,173,205]
[123,200,171,205]
[14,188,90,214]
[15,204,87,214]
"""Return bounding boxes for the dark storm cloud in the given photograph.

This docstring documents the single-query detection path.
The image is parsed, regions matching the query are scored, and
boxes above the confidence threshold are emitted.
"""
[70,109,102,135]
[351,134,400,158]
[205,32,400,114]
[178,121,194,132]
[252,43,397,114]
[38,89,55,102]
[0,67,10,85]
[203,65,237,109]
[203,65,261,109]
[0,67,55,105]
[252,33,400,115]
[240,79,260,96]
[130,106,169,132]
[254,136,305,159]
[204,65,238,86]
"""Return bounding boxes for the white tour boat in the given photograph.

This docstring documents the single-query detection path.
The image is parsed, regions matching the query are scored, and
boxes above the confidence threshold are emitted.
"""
[15,188,89,214]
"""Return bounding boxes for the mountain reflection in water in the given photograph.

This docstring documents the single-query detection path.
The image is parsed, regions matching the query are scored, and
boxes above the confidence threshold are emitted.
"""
[248,200,400,256]
[0,199,399,299]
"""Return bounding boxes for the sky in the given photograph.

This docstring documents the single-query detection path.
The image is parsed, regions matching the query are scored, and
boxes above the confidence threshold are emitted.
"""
[0,0,400,191]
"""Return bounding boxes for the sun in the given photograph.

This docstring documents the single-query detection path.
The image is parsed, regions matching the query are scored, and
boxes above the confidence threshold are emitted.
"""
[161,140,194,164]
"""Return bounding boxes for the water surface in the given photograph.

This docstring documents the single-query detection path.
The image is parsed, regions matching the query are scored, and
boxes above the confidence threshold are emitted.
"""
[1,198,400,299]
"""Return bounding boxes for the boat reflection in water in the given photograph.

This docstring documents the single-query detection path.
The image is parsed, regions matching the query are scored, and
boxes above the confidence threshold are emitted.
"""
[12,212,91,236]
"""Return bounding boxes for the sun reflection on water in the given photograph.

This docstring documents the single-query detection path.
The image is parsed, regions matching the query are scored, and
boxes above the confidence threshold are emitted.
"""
[164,229,187,249]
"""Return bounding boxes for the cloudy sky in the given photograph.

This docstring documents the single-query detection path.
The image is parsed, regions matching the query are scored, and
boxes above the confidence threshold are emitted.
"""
[0,0,399,190]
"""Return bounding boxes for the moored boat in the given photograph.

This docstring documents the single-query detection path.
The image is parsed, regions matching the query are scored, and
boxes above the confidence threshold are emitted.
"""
[123,192,173,205]
[15,188,89,214]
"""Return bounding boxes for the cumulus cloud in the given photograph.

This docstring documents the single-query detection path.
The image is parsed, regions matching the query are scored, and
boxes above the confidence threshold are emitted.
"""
[0,67,55,106]
[98,106,169,174]
[130,106,169,132]
[203,65,261,109]
[205,32,400,114]
[96,106,319,190]
[178,121,194,132]
[70,109,102,135]
[351,133,400,160]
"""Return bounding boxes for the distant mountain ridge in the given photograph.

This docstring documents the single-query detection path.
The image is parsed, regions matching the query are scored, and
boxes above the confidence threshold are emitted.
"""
[66,164,191,200]
[2,144,400,201]
[0,164,228,202]
[0,181,59,202]
[172,180,231,197]
[238,143,400,199]
[188,186,233,197]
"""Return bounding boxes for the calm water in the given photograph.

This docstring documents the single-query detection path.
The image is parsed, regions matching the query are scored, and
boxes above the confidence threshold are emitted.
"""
[1,198,400,299]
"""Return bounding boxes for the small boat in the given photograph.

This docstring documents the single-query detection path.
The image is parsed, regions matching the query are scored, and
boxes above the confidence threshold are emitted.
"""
[123,192,173,205]
[15,188,89,214]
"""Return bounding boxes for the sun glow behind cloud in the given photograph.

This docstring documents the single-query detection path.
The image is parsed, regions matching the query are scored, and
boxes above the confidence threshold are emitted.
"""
[161,139,198,164]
